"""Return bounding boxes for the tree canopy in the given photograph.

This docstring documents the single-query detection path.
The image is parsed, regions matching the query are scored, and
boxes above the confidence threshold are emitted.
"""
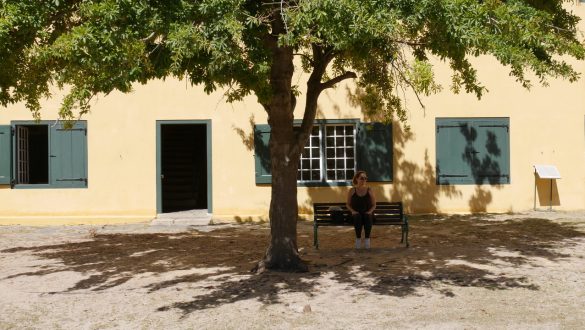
[1,0,584,271]
[2,0,583,120]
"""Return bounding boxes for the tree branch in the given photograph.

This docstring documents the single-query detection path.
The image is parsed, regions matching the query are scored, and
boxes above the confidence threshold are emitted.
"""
[141,32,157,42]
[293,52,314,66]
[322,46,336,62]
[295,43,332,149]
[390,39,426,47]
[320,71,357,90]
[390,60,425,109]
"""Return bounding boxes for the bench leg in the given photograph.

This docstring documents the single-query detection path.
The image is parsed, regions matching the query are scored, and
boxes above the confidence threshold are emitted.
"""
[404,216,409,247]
[313,223,319,249]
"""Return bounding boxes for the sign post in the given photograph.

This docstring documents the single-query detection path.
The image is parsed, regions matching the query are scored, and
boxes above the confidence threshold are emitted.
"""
[533,165,561,211]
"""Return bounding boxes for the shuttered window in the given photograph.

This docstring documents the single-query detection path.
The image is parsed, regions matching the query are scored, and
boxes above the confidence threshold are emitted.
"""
[254,121,392,185]
[49,122,88,188]
[253,124,272,184]
[356,122,393,182]
[436,118,510,185]
[0,126,11,185]
[0,121,88,188]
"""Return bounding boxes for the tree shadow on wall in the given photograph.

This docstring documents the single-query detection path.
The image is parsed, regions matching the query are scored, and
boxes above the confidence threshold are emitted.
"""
[298,123,463,215]
[390,124,461,214]
[459,123,508,212]
[232,114,256,152]
[347,86,504,213]
[297,116,476,214]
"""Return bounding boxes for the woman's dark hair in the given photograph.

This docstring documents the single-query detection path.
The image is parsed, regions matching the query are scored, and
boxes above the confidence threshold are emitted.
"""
[352,171,367,185]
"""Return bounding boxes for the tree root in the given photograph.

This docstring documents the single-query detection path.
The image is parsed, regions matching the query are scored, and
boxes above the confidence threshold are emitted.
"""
[251,257,309,274]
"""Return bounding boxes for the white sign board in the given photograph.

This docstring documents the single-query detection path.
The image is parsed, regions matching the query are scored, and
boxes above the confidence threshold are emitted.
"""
[534,165,561,179]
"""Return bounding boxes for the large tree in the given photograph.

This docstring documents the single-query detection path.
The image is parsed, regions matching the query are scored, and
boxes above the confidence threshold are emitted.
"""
[1,0,584,271]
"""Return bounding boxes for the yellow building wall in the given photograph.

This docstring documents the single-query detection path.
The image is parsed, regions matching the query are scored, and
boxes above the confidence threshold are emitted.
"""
[0,79,270,224]
[1,6,585,224]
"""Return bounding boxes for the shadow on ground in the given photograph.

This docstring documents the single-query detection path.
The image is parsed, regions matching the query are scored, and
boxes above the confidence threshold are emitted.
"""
[2,216,584,315]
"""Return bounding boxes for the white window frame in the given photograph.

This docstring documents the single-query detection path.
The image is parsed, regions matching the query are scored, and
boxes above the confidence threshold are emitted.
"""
[297,121,357,184]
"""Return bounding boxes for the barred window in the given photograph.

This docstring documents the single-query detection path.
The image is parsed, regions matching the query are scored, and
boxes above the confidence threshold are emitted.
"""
[254,121,393,185]
[297,124,356,182]
[298,126,321,181]
[0,121,88,188]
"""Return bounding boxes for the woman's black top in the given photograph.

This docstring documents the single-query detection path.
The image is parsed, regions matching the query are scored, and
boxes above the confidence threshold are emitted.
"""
[350,188,371,213]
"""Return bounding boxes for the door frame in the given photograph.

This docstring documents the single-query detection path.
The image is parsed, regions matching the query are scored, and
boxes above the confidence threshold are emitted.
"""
[156,120,212,214]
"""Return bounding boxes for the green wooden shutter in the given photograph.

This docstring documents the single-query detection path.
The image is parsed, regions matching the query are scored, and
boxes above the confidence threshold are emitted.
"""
[356,122,392,182]
[0,126,11,185]
[473,119,510,184]
[436,118,510,185]
[254,124,272,184]
[49,121,88,188]
[436,119,474,184]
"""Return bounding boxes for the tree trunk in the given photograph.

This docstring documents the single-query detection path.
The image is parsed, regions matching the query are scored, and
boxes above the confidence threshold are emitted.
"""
[254,9,308,273]
[259,138,307,271]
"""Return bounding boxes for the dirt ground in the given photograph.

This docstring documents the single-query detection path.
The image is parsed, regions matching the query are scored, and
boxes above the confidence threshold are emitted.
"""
[1,211,585,329]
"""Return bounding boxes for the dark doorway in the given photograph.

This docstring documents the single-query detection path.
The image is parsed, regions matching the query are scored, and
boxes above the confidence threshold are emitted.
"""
[161,124,208,213]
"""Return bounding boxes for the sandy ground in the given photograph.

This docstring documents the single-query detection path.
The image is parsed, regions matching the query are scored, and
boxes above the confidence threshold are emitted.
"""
[1,211,585,329]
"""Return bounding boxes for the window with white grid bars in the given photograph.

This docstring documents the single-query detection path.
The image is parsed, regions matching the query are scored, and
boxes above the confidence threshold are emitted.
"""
[298,126,322,181]
[297,124,355,182]
[325,125,355,181]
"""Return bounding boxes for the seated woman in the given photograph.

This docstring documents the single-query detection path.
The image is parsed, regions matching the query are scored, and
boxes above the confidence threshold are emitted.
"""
[346,171,376,249]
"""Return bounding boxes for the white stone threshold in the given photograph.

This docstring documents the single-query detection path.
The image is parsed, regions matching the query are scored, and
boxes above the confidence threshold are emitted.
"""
[151,209,212,226]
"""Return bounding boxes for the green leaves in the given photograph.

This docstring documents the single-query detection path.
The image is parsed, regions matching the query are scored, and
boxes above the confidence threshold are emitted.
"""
[408,60,442,97]
[0,0,584,122]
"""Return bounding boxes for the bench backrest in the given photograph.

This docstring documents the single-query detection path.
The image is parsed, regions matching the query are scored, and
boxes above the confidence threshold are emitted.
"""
[313,202,404,225]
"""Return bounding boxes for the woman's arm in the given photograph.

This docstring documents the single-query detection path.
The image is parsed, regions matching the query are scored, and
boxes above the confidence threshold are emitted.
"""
[346,188,357,214]
[367,188,376,214]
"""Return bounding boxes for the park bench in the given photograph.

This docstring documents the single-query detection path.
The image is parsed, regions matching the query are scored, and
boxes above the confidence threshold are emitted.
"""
[312,201,409,249]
